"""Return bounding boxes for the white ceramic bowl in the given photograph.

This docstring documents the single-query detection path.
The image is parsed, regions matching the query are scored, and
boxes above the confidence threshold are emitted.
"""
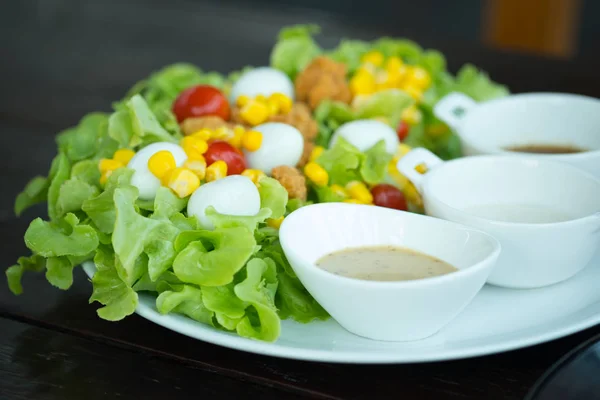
[279,203,500,341]
[397,148,600,289]
[434,92,600,177]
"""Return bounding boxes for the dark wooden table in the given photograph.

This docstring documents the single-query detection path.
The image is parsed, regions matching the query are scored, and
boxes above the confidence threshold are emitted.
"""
[2,1,600,399]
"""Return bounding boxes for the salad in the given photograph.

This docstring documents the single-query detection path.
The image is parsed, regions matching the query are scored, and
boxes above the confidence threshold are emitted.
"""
[6,25,508,342]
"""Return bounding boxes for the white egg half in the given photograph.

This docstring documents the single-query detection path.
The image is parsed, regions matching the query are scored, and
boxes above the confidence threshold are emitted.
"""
[229,67,294,103]
[187,175,261,230]
[127,142,188,201]
[244,122,304,174]
[330,120,399,154]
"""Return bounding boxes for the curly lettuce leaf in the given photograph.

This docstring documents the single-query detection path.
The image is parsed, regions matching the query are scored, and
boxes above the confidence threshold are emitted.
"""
[5,255,46,295]
[56,113,111,162]
[24,213,98,258]
[276,270,328,323]
[315,137,362,186]
[270,24,322,79]
[234,258,280,342]
[56,179,99,216]
[47,153,71,221]
[112,186,179,286]
[70,160,101,186]
[172,227,256,287]
[82,168,134,234]
[257,177,288,220]
[89,246,138,321]
[201,283,246,325]
[156,284,214,325]
[360,140,393,184]
[127,94,178,146]
[14,176,48,216]
[327,39,371,75]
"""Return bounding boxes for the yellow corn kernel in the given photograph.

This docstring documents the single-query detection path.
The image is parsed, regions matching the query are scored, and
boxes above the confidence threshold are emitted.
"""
[226,125,245,148]
[236,95,250,107]
[385,56,404,73]
[395,143,413,159]
[309,146,324,162]
[361,51,384,67]
[255,94,267,104]
[415,163,428,174]
[303,162,329,187]
[147,150,176,179]
[192,129,213,141]
[406,66,431,89]
[270,93,293,114]
[98,158,124,173]
[213,126,232,140]
[99,170,112,186]
[266,98,280,116]
[350,71,376,96]
[165,167,200,198]
[402,84,424,102]
[113,149,135,165]
[206,160,228,182]
[181,136,208,158]
[330,184,348,199]
[184,156,207,180]
[387,160,409,189]
[241,169,266,184]
[241,130,263,152]
[401,105,422,125]
[345,181,373,204]
[266,216,284,229]
[240,101,270,126]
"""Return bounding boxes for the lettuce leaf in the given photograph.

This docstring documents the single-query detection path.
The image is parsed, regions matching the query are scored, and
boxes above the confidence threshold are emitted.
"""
[257,177,288,220]
[276,270,328,323]
[172,227,256,287]
[156,284,214,325]
[89,246,138,321]
[56,179,99,216]
[234,258,280,342]
[47,153,71,221]
[360,140,393,184]
[14,176,48,216]
[270,24,322,80]
[5,255,46,295]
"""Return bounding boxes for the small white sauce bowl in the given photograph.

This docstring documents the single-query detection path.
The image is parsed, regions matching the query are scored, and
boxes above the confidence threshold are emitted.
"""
[279,203,500,342]
[434,92,600,178]
[397,148,600,289]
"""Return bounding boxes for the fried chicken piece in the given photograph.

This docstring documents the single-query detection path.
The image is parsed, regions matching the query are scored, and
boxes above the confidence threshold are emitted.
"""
[269,102,318,142]
[180,116,234,136]
[271,165,307,201]
[295,56,352,110]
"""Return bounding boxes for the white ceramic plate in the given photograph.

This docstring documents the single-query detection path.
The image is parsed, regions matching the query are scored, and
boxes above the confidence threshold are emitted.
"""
[82,249,600,364]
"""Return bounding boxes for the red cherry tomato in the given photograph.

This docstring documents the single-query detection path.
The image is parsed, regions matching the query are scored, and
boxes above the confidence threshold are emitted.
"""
[371,184,408,211]
[204,141,247,175]
[396,121,410,141]
[172,85,230,122]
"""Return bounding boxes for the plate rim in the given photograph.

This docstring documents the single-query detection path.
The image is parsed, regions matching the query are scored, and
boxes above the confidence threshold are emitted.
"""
[82,261,600,364]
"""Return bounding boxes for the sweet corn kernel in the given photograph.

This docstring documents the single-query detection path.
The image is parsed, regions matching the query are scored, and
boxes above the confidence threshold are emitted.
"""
[402,84,424,102]
[266,98,280,116]
[415,163,428,174]
[181,136,208,159]
[206,160,228,182]
[240,101,269,126]
[192,129,213,141]
[147,150,176,179]
[406,66,431,89]
[99,158,124,173]
[270,93,293,114]
[385,56,404,73]
[241,169,266,184]
[213,126,232,140]
[401,105,422,125]
[227,125,245,148]
[387,160,409,189]
[303,162,329,187]
[404,181,423,206]
[165,167,200,198]
[345,181,373,204]
[184,156,207,180]
[395,143,413,159]
[112,149,135,165]
[241,130,263,152]
[350,71,376,96]
[343,198,369,204]
[236,95,250,107]
[330,184,348,199]
[309,146,324,162]
[266,216,284,229]
[255,94,267,104]
[361,51,384,67]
